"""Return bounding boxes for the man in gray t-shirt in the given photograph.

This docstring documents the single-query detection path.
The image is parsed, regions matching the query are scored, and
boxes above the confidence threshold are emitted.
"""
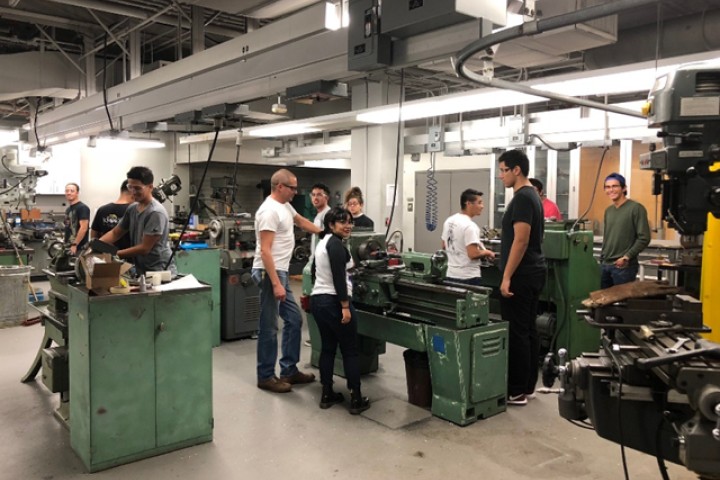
[100,166,176,276]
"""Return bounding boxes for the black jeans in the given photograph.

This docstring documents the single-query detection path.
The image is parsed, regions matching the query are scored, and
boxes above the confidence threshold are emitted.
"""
[499,271,546,397]
[310,294,361,391]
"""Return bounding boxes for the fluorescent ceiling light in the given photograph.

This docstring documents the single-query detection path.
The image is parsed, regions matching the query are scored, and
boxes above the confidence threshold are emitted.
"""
[325,2,348,30]
[246,123,321,137]
[357,89,546,124]
[93,132,165,149]
[96,138,165,149]
[535,67,670,97]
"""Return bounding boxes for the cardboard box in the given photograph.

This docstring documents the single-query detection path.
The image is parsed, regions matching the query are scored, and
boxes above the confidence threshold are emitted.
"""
[80,252,132,293]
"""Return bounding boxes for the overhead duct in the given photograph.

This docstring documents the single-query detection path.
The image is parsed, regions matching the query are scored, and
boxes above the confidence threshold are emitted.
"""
[0,51,82,102]
[585,9,720,70]
[33,3,341,142]
[285,80,348,104]
[422,0,618,72]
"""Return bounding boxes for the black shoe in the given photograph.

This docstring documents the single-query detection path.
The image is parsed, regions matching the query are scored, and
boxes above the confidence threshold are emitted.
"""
[349,391,370,415]
[319,391,344,409]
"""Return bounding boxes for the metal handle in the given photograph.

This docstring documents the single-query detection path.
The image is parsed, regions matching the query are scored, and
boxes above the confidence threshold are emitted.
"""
[158,322,165,332]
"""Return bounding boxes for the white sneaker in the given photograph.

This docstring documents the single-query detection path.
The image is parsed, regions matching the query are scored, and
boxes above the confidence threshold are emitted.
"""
[507,394,528,406]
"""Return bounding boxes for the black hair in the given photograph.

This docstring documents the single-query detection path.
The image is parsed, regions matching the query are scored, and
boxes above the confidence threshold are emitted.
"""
[311,183,330,197]
[127,166,154,185]
[498,149,530,177]
[529,178,543,193]
[322,206,353,238]
[65,182,80,193]
[460,188,483,210]
[120,179,129,193]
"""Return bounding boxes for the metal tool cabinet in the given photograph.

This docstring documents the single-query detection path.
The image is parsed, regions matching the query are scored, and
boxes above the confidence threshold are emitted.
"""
[68,284,213,472]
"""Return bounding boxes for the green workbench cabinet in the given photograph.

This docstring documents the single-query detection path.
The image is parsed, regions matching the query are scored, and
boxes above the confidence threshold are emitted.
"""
[176,248,221,347]
[68,285,213,472]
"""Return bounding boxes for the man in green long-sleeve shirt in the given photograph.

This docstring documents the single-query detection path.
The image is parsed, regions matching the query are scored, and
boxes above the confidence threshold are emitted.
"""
[600,172,651,288]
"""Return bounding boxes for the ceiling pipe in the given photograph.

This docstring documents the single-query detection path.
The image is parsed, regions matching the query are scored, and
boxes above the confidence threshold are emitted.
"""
[454,0,661,119]
[46,0,242,38]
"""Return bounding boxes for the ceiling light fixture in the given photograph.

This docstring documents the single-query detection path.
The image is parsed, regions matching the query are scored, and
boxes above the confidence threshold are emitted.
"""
[246,123,320,137]
[357,53,720,125]
[95,131,165,149]
[271,95,288,115]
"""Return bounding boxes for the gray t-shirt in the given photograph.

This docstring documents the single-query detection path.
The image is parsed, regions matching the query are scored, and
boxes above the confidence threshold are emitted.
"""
[119,198,176,275]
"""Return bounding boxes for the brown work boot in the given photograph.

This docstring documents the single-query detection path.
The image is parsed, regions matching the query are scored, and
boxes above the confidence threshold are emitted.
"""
[257,376,292,393]
[280,371,316,385]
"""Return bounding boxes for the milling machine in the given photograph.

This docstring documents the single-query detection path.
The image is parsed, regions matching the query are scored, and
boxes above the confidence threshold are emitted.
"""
[207,214,259,339]
[302,232,508,426]
[0,153,47,251]
[546,63,720,479]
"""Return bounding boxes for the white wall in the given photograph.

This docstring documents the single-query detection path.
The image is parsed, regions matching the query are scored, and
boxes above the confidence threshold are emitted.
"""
[31,133,177,219]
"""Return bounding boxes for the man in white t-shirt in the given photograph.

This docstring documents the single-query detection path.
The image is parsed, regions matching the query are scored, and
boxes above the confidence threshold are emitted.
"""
[252,169,322,393]
[304,182,332,348]
[310,182,331,252]
[441,188,495,286]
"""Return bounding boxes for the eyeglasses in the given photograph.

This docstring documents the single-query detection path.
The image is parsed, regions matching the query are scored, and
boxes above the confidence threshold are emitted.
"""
[604,185,623,190]
[282,183,298,192]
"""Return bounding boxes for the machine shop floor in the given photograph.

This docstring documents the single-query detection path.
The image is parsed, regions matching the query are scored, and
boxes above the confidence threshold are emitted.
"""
[0,281,697,480]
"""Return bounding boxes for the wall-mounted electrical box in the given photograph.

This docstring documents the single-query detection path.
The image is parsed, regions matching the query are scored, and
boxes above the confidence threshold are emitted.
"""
[347,0,391,71]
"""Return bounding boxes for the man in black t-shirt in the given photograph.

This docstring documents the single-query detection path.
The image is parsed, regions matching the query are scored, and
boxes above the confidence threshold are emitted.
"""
[91,180,133,251]
[64,182,90,255]
[498,149,547,406]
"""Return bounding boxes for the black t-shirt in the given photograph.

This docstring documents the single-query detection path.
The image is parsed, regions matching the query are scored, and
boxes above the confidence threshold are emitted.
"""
[500,185,546,276]
[353,214,374,229]
[64,201,91,247]
[91,202,132,250]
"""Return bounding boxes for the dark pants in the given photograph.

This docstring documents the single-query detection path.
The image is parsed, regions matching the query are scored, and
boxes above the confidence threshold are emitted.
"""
[500,272,546,397]
[600,263,639,289]
[310,294,361,391]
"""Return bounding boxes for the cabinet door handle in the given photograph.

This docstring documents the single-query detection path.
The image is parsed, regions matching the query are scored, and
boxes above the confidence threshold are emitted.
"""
[158,322,166,332]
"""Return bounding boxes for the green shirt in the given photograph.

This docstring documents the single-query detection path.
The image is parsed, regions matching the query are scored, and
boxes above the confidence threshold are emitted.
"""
[601,198,651,265]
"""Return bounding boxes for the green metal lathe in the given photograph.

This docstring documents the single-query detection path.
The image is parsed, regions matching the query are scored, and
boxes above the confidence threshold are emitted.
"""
[480,221,600,359]
[303,233,508,426]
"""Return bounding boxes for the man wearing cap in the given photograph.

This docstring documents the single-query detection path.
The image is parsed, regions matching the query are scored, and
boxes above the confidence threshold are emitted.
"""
[601,172,651,289]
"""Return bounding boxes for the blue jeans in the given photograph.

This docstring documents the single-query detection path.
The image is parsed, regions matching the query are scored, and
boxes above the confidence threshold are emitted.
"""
[445,277,482,287]
[252,269,303,381]
[600,263,639,289]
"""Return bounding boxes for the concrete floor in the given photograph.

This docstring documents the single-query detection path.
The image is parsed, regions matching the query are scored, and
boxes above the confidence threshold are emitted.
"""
[0,280,698,480]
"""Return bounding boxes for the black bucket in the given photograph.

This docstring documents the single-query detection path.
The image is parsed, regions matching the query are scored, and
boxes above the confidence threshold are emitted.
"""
[403,349,432,408]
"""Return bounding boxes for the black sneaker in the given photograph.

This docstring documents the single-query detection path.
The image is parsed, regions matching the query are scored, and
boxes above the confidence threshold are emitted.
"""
[319,391,344,409]
[349,395,370,415]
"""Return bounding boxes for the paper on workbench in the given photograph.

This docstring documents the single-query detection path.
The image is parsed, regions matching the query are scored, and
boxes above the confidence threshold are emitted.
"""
[153,274,204,292]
